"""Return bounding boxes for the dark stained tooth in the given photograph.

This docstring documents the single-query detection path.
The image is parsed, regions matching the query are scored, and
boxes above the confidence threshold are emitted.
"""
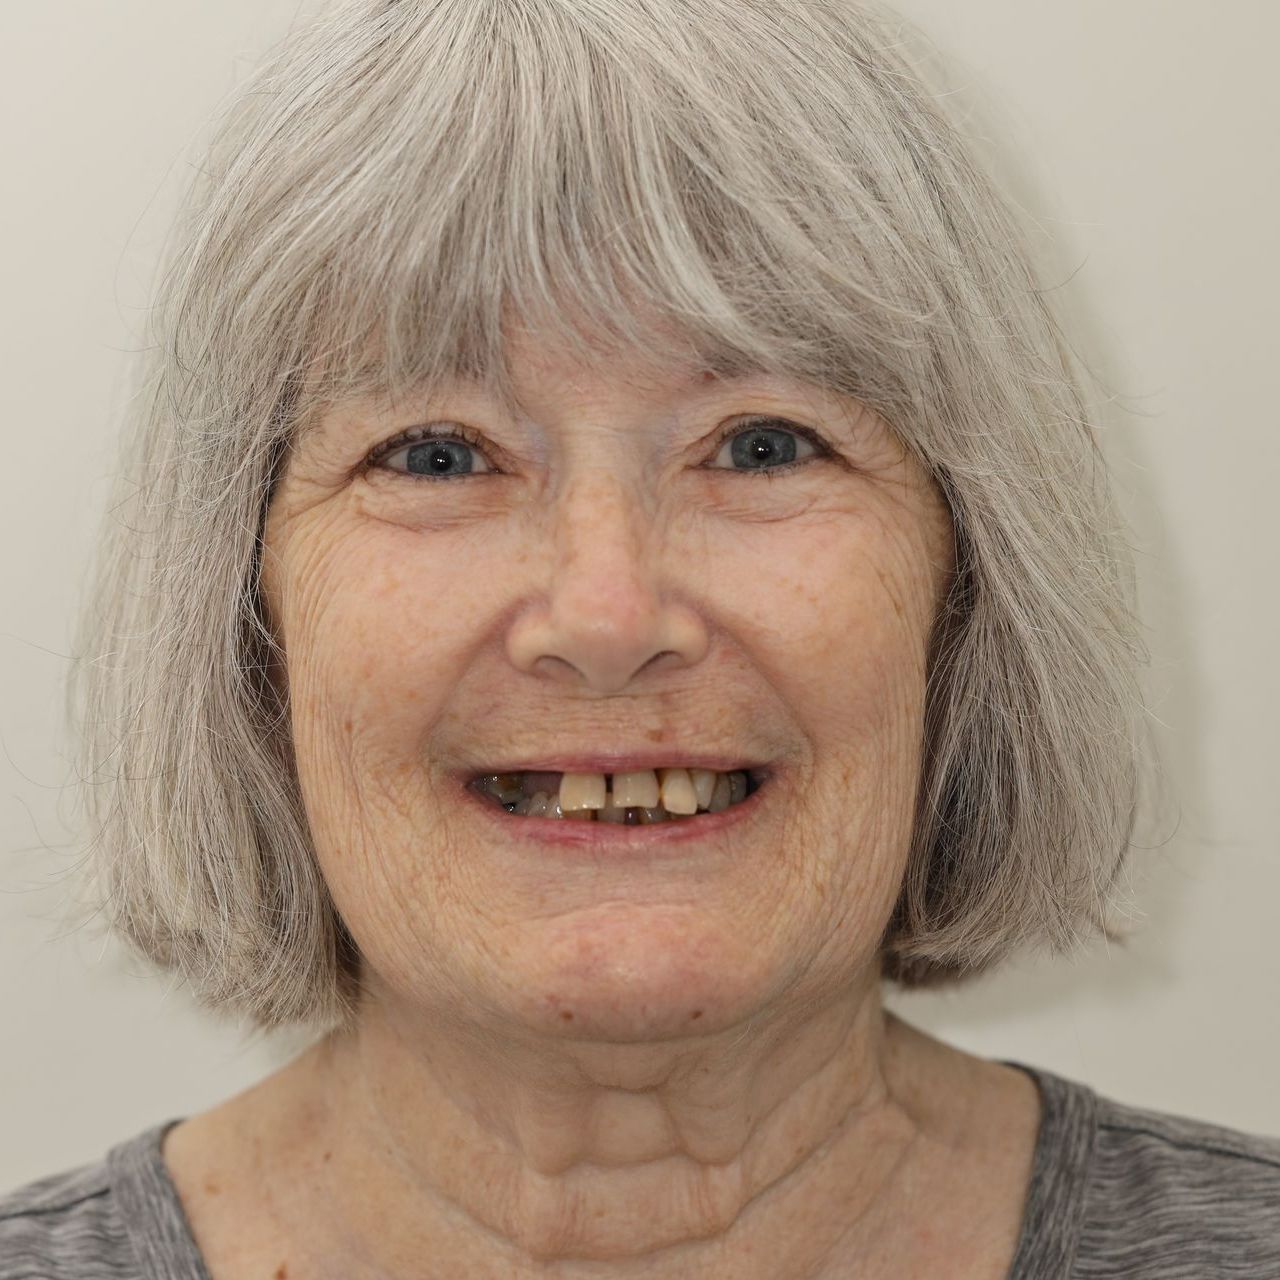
[493,775,524,805]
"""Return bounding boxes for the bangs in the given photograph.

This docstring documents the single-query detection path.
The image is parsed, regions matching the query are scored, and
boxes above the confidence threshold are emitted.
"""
[199,0,930,432]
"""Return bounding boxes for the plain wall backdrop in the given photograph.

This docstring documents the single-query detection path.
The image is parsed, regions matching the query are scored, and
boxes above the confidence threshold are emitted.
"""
[2,0,1277,1189]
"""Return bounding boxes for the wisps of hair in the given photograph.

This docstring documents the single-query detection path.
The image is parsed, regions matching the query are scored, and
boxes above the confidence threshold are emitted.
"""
[65,0,1162,1034]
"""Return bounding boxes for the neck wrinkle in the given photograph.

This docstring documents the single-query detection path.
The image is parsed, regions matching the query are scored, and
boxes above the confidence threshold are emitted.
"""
[289,994,931,1279]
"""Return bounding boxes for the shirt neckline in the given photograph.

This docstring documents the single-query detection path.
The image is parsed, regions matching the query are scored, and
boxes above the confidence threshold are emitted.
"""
[999,1058,1098,1279]
[108,1117,212,1280]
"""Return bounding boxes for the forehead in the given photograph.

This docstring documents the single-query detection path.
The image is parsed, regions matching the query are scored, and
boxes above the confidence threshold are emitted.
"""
[448,352,777,421]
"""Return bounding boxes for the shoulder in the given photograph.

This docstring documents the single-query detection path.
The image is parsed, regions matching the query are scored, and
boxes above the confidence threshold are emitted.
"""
[0,1155,136,1277]
[1081,1088,1280,1275]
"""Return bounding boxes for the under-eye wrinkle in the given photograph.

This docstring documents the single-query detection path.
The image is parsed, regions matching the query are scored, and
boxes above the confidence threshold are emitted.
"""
[361,415,834,482]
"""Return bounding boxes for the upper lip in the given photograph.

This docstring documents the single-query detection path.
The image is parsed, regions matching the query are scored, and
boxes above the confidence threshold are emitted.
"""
[455,753,774,782]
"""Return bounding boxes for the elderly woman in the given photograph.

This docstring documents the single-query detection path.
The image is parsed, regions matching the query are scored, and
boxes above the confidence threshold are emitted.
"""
[4,0,1278,1276]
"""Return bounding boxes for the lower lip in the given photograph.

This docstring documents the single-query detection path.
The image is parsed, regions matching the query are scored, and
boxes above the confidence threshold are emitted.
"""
[455,774,776,856]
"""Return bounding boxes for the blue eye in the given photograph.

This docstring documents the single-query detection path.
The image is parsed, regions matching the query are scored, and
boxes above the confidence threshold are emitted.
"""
[365,425,495,480]
[707,418,827,475]
[364,416,829,481]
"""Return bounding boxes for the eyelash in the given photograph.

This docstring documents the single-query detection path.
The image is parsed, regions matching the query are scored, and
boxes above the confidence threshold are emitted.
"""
[362,416,832,482]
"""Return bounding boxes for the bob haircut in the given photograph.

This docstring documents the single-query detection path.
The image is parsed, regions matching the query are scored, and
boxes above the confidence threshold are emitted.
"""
[68,0,1160,1035]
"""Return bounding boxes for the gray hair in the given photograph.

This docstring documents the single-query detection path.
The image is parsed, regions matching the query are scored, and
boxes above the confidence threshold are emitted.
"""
[67,0,1162,1035]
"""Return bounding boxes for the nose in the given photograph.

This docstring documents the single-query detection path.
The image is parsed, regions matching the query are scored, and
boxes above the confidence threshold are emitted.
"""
[505,470,709,693]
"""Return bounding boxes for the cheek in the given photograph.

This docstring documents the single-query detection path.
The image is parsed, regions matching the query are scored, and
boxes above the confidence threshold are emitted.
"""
[737,507,937,732]
[273,528,474,954]
[750,509,938,895]
[284,534,476,751]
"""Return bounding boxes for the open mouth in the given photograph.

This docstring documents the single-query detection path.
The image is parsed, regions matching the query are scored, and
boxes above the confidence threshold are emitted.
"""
[467,767,768,824]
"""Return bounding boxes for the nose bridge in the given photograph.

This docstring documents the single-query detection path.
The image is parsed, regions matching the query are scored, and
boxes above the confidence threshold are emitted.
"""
[506,461,708,692]
[548,466,664,658]
[554,464,653,589]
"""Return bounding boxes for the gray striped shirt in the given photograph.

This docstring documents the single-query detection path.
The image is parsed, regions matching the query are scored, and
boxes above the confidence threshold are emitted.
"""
[3,1060,1278,1277]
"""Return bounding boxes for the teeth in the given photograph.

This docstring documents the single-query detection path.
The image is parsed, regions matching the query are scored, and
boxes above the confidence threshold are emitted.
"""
[513,791,553,817]
[559,772,607,812]
[708,773,732,813]
[657,768,698,816]
[490,773,526,807]
[476,766,758,820]
[688,768,718,810]
[598,795,629,823]
[609,770,660,809]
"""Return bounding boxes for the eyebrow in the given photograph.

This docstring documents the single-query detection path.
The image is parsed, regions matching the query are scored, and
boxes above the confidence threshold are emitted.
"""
[303,352,771,435]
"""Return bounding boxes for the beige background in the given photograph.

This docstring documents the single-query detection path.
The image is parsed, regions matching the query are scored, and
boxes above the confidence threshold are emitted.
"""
[2,1,1276,1188]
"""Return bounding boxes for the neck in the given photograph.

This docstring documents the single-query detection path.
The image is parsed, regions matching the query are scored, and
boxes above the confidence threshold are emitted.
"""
[243,989,955,1279]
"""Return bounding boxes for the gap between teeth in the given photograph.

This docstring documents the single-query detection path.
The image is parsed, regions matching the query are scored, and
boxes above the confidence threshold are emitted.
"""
[480,768,751,820]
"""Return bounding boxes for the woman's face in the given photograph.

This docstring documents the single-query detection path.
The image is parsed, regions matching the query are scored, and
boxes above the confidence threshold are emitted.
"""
[261,327,955,1041]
